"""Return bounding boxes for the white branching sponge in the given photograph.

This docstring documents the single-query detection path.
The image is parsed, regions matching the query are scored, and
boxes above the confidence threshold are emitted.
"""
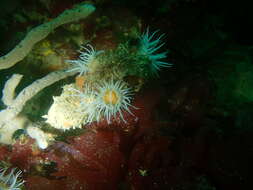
[1,74,23,107]
[0,3,95,70]
[0,3,96,146]
[0,70,77,145]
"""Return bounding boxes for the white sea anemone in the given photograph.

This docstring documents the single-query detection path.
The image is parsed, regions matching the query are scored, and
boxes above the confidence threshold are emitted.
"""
[94,80,134,124]
[66,44,104,76]
[71,85,99,124]
[139,28,172,74]
[0,167,24,190]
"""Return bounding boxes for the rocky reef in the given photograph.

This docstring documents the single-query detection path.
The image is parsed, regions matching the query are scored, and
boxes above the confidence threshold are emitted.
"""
[0,0,252,190]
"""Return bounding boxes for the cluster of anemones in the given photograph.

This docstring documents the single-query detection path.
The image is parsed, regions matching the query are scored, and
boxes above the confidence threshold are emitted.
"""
[60,28,171,127]
[75,79,133,124]
[67,28,171,78]
[43,80,133,130]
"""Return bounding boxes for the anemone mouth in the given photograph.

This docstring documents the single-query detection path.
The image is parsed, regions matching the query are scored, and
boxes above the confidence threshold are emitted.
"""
[95,80,133,124]
[103,90,119,105]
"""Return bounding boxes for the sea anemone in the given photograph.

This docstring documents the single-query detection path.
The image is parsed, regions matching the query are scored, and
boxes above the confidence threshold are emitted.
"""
[94,80,134,124]
[139,28,172,74]
[66,44,104,76]
[0,167,24,190]
[71,85,100,124]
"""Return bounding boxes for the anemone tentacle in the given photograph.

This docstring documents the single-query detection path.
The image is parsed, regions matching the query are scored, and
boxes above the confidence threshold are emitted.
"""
[66,44,104,76]
[94,79,134,124]
[70,84,100,124]
[139,28,172,74]
[0,167,24,190]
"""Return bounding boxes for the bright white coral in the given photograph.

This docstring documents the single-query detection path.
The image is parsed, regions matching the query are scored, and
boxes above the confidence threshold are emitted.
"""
[0,167,24,190]
[66,44,104,76]
[139,28,172,74]
[94,80,133,123]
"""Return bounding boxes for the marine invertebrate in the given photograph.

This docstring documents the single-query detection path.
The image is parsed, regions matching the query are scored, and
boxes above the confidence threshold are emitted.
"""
[44,80,134,128]
[43,84,87,130]
[0,70,78,145]
[0,3,95,70]
[71,84,100,123]
[27,125,54,149]
[66,44,104,76]
[94,80,133,123]
[0,167,24,190]
[139,28,172,74]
